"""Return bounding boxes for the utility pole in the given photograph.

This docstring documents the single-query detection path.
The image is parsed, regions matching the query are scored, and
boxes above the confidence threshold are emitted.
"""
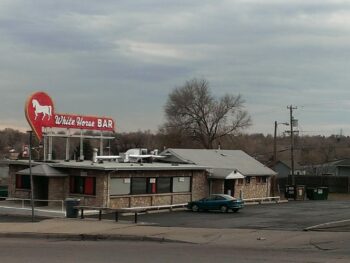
[273,121,277,167]
[27,130,35,222]
[287,105,298,186]
[273,121,289,167]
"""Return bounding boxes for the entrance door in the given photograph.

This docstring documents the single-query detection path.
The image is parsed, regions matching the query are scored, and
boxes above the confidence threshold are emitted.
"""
[34,176,48,206]
[224,179,235,196]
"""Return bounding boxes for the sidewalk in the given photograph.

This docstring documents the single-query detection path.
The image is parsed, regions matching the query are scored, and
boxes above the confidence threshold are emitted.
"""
[0,217,350,251]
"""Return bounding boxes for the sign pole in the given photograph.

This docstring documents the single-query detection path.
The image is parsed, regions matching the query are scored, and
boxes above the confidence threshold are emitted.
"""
[28,130,35,222]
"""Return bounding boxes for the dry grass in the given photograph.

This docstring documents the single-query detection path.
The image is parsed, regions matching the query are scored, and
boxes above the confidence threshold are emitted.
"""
[328,193,350,201]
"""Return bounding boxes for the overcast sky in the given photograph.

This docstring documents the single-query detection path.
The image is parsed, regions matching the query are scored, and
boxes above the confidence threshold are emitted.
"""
[1,0,350,136]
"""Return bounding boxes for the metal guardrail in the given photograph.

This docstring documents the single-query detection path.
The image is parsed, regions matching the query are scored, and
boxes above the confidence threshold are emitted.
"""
[2,197,65,213]
[125,203,188,211]
[243,196,281,204]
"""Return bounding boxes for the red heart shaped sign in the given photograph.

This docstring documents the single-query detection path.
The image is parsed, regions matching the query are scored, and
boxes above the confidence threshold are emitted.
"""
[25,91,55,141]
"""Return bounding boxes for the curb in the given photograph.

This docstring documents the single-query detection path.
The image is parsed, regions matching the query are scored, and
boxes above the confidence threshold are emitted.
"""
[304,219,350,231]
[0,232,191,243]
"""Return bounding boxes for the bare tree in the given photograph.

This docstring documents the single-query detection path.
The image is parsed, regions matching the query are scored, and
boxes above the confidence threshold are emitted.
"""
[164,78,251,149]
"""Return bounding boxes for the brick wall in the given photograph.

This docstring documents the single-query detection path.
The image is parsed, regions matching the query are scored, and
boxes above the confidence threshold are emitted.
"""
[67,169,108,207]
[8,164,31,199]
[191,171,208,201]
[211,180,224,194]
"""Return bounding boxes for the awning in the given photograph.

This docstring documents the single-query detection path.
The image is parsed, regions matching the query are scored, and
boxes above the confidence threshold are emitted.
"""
[208,168,245,179]
[17,164,68,177]
[225,170,245,179]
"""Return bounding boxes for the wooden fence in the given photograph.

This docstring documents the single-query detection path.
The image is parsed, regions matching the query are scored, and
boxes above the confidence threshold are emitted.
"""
[278,176,350,193]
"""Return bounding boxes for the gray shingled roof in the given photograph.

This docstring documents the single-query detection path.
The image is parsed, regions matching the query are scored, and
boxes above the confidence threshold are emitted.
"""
[161,149,276,176]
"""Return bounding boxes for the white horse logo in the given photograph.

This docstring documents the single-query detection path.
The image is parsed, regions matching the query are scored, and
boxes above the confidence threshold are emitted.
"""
[32,99,52,121]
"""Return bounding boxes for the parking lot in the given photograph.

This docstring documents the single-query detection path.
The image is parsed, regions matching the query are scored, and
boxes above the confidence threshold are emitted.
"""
[118,200,350,231]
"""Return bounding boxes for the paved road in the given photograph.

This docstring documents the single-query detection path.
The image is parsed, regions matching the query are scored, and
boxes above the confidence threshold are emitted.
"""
[115,200,350,230]
[0,238,349,263]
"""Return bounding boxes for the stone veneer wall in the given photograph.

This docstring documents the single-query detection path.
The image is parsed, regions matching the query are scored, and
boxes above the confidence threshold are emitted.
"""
[234,176,270,199]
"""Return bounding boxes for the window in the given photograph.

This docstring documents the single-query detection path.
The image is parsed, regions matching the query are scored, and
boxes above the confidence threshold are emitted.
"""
[157,177,172,193]
[110,178,130,195]
[256,176,261,183]
[131,178,147,194]
[16,174,31,189]
[237,179,244,185]
[245,176,251,184]
[121,176,192,195]
[70,176,96,195]
[173,177,191,192]
[261,177,267,183]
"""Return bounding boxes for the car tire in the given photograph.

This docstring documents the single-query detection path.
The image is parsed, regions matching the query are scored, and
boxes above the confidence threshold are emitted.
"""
[220,205,228,213]
[233,208,239,213]
[192,204,199,212]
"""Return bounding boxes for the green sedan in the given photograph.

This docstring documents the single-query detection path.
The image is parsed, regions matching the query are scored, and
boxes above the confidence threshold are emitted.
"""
[187,194,244,213]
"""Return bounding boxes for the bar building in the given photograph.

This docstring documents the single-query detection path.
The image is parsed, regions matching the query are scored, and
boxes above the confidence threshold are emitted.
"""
[5,148,276,208]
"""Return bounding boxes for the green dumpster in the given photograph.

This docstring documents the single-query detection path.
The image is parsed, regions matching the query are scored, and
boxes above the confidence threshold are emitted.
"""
[306,187,328,200]
[316,187,328,200]
[0,186,8,198]
[306,187,316,200]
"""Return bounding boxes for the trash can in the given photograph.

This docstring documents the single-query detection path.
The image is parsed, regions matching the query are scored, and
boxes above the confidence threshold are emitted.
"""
[295,185,305,200]
[65,198,80,218]
[316,187,329,200]
[285,185,296,200]
[306,187,316,200]
[0,186,8,198]
[306,187,329,200]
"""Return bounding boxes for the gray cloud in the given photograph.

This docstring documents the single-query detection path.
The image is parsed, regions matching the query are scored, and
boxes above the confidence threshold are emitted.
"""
[0,0,350,135]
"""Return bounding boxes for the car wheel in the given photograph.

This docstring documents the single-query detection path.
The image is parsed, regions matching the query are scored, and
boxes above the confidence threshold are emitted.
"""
[192,204,199,212]
[233,208,239,213]
[220,205,228,213]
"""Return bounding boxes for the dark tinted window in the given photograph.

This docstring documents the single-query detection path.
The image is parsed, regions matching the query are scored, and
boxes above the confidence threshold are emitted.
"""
[157,177,171,193]
[131,178,147,194]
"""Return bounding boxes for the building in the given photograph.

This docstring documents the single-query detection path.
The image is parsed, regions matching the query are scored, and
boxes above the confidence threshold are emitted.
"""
[5,159,207,208]
[305,159,350,177]
[4,148,277,208]
[273,160,306,178]
[161,149,276,199]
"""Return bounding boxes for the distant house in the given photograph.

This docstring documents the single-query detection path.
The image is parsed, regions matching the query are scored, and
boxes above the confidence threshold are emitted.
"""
[273,160,306,178]
[305,159,350,177]
[161,149,277,199]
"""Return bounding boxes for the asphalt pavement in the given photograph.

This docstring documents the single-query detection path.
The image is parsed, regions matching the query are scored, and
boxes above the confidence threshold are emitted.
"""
[0,199,350,250]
